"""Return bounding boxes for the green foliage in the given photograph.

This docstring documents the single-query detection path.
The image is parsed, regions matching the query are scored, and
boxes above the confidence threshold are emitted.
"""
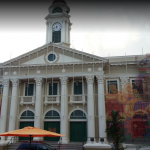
[106,110,126,150]
[145,121,150,127]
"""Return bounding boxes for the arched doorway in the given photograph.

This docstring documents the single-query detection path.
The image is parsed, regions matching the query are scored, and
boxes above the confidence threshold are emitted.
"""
[19,110,34,141]
[44,110,60,141]
[70,110,87,142]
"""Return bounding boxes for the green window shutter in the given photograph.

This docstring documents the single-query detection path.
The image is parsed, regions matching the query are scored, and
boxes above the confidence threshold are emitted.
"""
[49,83,57,95]
[25,84,34,96]
[52,31,61,43]
[74,82,82,95]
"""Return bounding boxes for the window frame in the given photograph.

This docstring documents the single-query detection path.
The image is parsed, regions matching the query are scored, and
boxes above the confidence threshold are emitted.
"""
[106,79,120,94]
[45,51,58,63]
[23,82,35,96]
[47,81,59,96]
[130,78,144,94]
[72,80,85,95]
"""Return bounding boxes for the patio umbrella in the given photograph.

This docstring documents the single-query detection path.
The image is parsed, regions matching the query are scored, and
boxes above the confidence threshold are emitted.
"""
[0,126,64,150]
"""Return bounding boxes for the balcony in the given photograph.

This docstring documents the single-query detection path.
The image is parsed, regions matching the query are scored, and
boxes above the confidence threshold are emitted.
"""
[69,95,86,106]
[20,96,35,105]
[44,95,60,106]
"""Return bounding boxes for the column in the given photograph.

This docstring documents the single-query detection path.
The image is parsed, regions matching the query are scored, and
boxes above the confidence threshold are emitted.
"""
[85,75,95,143]
[62,20,66,43]
[34,77,43,130]
[96,75,107,142]
[59,76,69,143]
[8,79,19,132]
[66,21,68,43]
[49,21,52,43]
[46,21,48,43]
[0,79,9,141]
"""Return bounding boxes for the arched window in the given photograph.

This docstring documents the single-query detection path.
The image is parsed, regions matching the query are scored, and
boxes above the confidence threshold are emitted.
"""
[70,110,86,119]
[52,7,63,14]
[45,110,60,119]
[20,110,34,119]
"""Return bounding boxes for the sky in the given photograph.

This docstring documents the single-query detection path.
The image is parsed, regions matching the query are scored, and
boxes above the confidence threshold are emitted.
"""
[0,0,150,62]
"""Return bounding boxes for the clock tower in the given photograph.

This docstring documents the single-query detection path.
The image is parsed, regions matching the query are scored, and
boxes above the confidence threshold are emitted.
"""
[45,0,72,48]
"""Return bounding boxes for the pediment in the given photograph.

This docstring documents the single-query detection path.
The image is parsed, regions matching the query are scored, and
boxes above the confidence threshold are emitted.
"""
[2,43,108,67]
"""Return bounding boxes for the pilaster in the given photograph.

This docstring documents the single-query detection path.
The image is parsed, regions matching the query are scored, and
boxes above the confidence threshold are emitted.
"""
[120,77,129,90]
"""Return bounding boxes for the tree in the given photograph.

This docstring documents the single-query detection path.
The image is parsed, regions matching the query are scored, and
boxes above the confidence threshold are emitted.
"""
[106,110,125,150]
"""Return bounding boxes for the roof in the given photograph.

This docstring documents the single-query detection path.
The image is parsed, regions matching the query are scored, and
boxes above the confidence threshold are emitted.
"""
[52,0,67,4]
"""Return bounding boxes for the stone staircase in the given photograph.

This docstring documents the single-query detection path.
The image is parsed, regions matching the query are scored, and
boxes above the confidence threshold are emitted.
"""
[6,141,83,150]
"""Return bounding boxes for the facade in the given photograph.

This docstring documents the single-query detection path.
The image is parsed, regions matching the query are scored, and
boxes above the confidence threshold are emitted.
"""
[0,0,150,144]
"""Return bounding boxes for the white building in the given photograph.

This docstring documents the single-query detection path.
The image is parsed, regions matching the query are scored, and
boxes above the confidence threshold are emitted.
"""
[0,0,148,144]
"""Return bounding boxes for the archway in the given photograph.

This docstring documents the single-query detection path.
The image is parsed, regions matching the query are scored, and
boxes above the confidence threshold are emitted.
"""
[19,110,34,141]
[44,110,60,141]
[70,110,87,142]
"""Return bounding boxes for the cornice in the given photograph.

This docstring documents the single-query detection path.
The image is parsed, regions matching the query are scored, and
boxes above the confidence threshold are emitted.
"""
[2,43,108,66]
[0,61,105,69]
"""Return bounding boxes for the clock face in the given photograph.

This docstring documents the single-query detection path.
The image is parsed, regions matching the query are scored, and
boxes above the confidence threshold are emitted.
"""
[53,23,62,31]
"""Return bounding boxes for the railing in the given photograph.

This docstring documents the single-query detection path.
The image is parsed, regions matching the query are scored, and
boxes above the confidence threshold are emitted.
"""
[20,96,35,105]
[5,137,17,149]
[44,95,60,106]
[69,95,86,106]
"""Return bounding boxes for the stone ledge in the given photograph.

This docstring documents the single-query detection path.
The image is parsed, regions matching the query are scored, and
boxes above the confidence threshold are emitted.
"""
[83,143,111,150]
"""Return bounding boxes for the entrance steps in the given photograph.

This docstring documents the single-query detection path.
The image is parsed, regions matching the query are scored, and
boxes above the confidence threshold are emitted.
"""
[6,141,83,150]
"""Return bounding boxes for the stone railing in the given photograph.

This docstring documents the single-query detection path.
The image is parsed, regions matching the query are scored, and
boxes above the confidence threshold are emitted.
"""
[69,95,86,106]
[44,95,60,106]
[20,96,35,105]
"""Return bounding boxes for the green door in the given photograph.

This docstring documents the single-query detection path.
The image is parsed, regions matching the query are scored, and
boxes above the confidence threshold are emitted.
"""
[44,122,60,141]
[70,122,87,142]
[19,122,34,141]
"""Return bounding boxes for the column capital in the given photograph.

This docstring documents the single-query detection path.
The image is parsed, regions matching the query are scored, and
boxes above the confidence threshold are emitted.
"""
[59,76,68,85]
[120,77,129,89]
[10,78,19,87]
[34,77,43,86]
[85,75,94,84]
[2,79,9,87]
[96,75,105,84]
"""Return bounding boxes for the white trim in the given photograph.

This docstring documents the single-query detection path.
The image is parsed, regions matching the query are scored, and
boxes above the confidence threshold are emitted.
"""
[69,119,87,122]
[43,108,60,119]
[68,108,87,120]
[19,119,34,122]
[45,51,58,63]
[105,79,120,93]
[46,81,59,95]
[44,119,60,122]
[23,82,35,96]
[19,108,35,119]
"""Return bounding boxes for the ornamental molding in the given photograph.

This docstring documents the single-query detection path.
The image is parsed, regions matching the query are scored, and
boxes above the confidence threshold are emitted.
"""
[2,43,108,66]
[10,78,19,87]
[59,76,68,85]
[96,75,105,84]
[2,79,9,87]
[34,77,43,86]
[120,77,129,89]
[85,75,94,84]
[45,51,58,64]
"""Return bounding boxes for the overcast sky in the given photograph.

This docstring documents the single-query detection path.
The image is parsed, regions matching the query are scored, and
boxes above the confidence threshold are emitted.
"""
[0,0,150,62]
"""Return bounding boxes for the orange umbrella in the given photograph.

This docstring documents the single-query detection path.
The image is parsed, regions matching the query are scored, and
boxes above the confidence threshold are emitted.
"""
[0,127,64,150]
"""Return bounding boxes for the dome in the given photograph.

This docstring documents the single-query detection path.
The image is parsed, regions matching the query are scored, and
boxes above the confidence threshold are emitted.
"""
[52,0,67,4]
